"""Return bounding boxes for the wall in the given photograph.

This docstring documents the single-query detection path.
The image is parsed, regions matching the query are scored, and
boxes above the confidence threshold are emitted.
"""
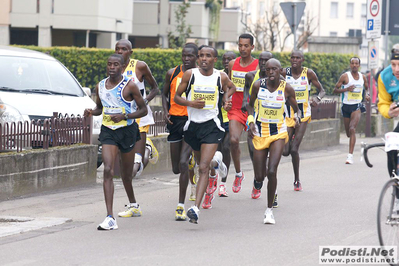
[0,145,97,201]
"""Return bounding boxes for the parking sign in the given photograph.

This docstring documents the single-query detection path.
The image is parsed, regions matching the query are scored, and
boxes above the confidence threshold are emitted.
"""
[368,40,379,69]
[366,0,382,39]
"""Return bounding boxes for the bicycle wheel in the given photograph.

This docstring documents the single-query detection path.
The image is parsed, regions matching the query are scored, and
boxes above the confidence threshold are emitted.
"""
[377,178,399,266]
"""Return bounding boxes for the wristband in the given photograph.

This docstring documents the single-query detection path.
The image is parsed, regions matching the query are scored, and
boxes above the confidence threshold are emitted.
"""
[144,99,149,105]
[316,96,322,101]
[124,113,129,120]
[247,115,255,125]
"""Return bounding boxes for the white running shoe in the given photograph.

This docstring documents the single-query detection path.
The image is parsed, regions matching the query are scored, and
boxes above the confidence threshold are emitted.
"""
[345,154,354,165]
[97,216,118,230]
[187,206,200,224]
[264,209,275,225]
[212,151,227,178]
[134,153,144,177]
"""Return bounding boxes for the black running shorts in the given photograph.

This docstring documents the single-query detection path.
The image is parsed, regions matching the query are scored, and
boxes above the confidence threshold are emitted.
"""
[99,122,141,153]
[183,119,225,151]
[166,115,188,142]
[341,103,361,118]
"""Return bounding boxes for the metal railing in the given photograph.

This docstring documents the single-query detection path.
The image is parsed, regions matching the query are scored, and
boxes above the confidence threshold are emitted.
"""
[0,112,92,153]
[311,100,337,120]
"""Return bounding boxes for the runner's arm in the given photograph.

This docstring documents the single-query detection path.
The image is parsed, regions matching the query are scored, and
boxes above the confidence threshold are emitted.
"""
[84,84,102,117]
[242,72,254,112]
[308,69,326,101]
[246,80,259,139]
[333,74,352,94]
[285,83,301,125]
[221,71,236,111]
[138,61,159,103]
[162,68,174,123]
[362,74,370,102]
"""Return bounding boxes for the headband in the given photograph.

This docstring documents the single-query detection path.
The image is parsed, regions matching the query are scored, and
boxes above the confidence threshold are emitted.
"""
[392,53,399,60]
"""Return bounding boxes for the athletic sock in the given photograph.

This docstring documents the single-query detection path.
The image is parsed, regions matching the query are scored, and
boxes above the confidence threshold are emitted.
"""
[177,203,184,208]
[130,203,139,208]
[236,171,242,177]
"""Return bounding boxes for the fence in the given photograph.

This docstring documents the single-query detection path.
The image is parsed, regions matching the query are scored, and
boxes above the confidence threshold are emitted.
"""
[0,112,92,152]
[311,100,337,120]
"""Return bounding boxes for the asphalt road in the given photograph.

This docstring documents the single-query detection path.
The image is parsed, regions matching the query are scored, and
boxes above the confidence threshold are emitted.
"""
[0,134,392,266]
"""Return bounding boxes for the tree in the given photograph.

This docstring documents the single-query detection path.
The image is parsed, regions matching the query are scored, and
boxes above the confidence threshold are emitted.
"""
[168,2,192,49]
[243,8,317,52]
[296,13,318,50]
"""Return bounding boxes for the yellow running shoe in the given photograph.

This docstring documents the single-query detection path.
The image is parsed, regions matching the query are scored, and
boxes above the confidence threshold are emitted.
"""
[188,152,196,170]
[146,138,159,165]
[118,204,142,218]
[175,206,187,221]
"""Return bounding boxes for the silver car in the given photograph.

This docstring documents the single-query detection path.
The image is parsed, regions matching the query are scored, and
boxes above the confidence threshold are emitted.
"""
[0,45,103,167]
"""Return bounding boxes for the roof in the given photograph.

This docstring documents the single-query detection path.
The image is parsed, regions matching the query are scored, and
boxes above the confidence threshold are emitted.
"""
[0,46,55,61]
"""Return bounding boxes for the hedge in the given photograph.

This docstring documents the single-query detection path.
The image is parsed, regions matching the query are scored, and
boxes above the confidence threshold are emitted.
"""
[16,46,353,95]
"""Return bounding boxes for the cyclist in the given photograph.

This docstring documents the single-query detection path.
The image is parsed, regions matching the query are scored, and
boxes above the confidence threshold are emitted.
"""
[377,49,399,216]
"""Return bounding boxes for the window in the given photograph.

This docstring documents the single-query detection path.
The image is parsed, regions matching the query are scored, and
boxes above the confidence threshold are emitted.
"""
[361,4,366,17]
[37,0,40,13]
[259,2,265,18]
[361,3,367,27]
[246,1,251,14]
[347,3,354,18]
[330,32,338,37]
[330,2,338,18]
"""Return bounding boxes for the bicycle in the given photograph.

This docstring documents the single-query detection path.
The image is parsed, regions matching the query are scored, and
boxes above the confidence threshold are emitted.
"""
[362,132,399,266]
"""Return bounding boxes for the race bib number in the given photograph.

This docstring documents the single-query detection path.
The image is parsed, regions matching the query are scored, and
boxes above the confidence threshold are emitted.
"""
[191,85,218,109]
[294,86,308,103]
[175,77,186,99]
[231,70,246,92]
[348,86,363,101]
[102,107,127,130]
[257,100,284,123]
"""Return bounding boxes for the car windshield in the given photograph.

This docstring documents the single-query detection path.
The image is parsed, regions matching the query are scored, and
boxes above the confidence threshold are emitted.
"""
[0,55,84,97]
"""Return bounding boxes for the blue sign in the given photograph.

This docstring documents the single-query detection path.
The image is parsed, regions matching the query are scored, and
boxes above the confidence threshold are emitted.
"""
[368,19,374,30]
[371,48,377,58]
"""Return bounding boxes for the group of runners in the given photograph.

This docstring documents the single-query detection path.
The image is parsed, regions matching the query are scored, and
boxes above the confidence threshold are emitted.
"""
[84,32,377,230]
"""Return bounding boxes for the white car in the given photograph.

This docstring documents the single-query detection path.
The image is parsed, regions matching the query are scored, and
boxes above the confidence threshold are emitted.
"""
[0,46,103,167]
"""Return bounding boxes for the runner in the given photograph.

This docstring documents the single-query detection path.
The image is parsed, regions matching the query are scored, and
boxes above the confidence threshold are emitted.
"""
[162,43,198,221]
[216,51,236,198]
[282,50,325,191]
[334,57,369,164]
[228,33,259,193]
[115,39,159,183]
[84,54,147,230]
[174,45,236,224]
[246,58,300,224]
[242,51,273,200]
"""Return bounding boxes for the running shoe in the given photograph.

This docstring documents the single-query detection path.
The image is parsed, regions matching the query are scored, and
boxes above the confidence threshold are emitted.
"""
[251,187,261,199]
[188,152,196,171]
[97,216,118,230]
[118,204,142,217]
[212,151,228,178]
[202,193,214,209]
[175,206,187,221]
[206,174,218,194]
[345,154,354,165]
[187,206,200,224]
[232,172,245,193]
[146,138,159,165]
[189,185,196,201]
[273,193,278,208]
[134,154,144,177]
[264,209,275,224]
[218,184,228,197]
[294,181,302,192]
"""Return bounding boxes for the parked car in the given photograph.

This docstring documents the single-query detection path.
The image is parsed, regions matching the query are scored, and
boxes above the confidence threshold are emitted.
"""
[0,45,103,167]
